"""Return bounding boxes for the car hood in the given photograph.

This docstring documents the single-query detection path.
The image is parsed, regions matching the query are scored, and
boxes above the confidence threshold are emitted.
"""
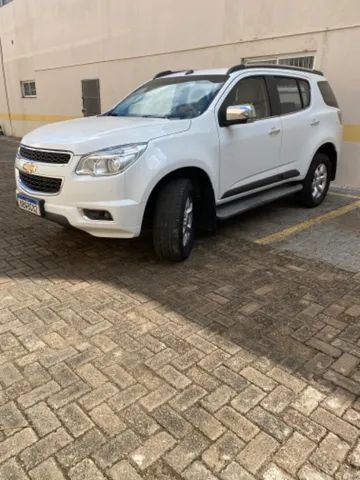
[21,116,191,155]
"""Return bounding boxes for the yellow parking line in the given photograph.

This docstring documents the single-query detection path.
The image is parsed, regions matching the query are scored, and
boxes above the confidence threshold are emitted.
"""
[329,191,360,200]
[256,199,360,245]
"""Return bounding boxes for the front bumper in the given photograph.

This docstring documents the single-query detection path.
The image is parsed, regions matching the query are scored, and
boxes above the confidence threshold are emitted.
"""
[15,155,145,238]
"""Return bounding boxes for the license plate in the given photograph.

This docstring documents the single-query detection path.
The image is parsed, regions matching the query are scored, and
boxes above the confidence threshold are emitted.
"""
[16,193,44,217]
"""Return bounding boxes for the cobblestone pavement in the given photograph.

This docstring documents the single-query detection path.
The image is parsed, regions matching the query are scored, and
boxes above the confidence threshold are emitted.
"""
[1,139,360,479]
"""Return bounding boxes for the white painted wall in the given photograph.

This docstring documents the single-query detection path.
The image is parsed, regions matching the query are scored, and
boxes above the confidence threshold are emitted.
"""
[0,0,359,186]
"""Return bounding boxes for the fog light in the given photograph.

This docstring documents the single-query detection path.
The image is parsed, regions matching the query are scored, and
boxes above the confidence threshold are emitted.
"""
[83,209,113,221]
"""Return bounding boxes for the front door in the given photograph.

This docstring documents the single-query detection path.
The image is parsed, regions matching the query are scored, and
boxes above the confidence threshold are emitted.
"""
[217,75,282,199]
[81,79,101,117]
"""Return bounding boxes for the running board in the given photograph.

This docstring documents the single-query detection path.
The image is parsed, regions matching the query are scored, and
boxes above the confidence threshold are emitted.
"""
[216,184,303,220]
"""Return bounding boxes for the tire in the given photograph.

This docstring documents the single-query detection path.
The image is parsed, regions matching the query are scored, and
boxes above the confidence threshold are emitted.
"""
[153,178,195,261]
[299,153,331,208]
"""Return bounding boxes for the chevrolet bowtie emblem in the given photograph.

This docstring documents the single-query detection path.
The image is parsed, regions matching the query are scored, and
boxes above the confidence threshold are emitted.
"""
[23,162,37,174]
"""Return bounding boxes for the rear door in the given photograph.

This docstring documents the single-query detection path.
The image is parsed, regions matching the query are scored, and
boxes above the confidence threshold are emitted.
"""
[270,75,312,173]
[81,79,101,117]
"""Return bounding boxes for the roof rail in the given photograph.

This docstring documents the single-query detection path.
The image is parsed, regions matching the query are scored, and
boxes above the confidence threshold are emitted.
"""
[227,64,247,75]
[153,70,176,79]
[153,69,193,79]
[227,63,324,76]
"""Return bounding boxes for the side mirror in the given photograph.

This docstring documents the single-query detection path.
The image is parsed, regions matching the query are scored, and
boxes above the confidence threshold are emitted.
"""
[225,104,256,125]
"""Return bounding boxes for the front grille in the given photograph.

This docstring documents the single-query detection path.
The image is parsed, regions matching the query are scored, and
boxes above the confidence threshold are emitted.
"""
[19,171,62,194]
[20,146,71,164]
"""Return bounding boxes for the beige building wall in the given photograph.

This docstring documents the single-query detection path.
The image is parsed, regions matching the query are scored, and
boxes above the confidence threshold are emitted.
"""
[0,0,359,186]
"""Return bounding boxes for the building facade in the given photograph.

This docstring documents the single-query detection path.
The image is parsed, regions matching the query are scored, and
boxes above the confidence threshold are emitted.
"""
[0,0,359,186]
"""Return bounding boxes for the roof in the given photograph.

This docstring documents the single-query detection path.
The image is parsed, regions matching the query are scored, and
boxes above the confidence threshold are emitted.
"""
[154,64,324,79]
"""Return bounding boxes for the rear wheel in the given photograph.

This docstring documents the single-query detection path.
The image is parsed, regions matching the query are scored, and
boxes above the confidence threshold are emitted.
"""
[153,178,195,261]
[299,153,331,207]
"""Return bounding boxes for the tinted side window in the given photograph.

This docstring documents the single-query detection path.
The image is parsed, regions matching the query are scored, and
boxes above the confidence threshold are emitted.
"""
[223,76,270,120]
[298,79,310,108]
[275,77,302,114]
[318,81,339,107]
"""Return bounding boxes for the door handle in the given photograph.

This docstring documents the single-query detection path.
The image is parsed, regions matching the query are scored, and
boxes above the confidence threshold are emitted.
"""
[269,127,281,135]
[310,118,320,126]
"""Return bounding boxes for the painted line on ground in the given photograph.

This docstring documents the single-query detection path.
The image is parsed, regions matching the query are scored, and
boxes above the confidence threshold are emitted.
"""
[255,199,360,245]
[329,191,360,200]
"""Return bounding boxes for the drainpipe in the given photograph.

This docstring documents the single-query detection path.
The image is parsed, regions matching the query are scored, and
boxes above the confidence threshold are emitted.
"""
[0,36,13,136]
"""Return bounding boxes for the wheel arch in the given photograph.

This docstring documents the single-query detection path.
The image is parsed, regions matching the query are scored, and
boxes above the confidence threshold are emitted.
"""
[314,142,338,180]
[142,167,217,233]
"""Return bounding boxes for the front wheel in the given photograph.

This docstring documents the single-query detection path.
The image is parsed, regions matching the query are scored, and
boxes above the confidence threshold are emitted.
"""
[153,178,195,261]
[299,153,331,208]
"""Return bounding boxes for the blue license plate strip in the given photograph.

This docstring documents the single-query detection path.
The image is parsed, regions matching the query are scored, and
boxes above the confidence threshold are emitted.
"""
[17,193,44,217]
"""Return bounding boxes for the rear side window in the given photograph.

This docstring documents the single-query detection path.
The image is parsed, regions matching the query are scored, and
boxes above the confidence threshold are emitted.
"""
[274,77,302,114]
[318,81,339,107]
[298,79,311,108]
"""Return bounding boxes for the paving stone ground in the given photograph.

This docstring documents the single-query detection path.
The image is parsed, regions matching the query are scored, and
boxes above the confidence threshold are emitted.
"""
[1,138,360,479]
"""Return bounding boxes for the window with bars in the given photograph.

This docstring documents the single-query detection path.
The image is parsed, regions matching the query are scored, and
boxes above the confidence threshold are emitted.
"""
[246,59,277,65]
[245,54,315,70]
[20,81,37,98]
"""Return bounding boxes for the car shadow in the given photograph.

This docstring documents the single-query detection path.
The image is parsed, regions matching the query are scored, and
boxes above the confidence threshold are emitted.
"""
[1,157,358,409]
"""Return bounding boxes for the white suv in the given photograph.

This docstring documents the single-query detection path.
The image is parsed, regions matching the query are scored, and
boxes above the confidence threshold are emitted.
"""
[16,64,342,260]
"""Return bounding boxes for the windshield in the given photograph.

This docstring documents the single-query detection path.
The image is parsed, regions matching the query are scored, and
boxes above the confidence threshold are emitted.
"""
[107,75,227,120]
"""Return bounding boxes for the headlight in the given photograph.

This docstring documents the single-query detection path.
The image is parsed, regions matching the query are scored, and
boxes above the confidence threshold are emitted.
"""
[76,143,147,176]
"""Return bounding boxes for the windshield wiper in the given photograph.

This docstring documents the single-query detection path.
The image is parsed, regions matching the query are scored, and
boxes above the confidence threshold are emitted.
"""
[140,114,168,119]
[103,113,170,119]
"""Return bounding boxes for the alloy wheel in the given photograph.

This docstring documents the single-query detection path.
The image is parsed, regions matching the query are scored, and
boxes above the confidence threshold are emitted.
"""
[182,196,193,247]
[311,163,328,200]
